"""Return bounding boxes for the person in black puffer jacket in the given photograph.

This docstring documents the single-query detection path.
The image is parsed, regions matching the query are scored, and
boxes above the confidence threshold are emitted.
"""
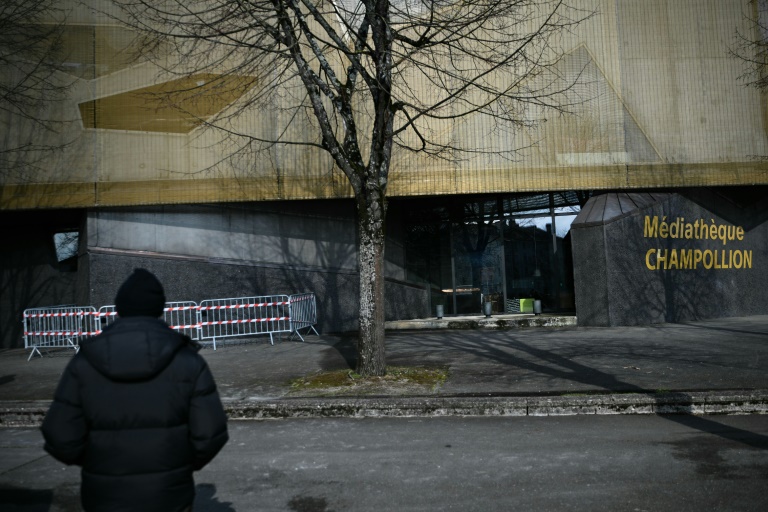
[42,268,229,512]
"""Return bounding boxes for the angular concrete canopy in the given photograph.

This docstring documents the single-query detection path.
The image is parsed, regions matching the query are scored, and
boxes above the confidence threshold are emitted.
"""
[572,192,671,228]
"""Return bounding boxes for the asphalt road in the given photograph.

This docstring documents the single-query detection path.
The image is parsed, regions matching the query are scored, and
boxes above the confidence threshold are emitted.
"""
[2,415,767,511]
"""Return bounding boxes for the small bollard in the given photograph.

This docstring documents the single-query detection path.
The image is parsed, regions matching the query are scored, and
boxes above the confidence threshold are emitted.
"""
[483,301,492,318]
[533,299,542,315]
[436,304,444,319]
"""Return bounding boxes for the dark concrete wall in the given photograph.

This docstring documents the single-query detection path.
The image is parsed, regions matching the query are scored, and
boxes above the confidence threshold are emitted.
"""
[0,210,85,349]
[87,251,427,334]
[2,200,428,348]
[85,200,427,334]
[571,223,609,325]
[572,191,768,326]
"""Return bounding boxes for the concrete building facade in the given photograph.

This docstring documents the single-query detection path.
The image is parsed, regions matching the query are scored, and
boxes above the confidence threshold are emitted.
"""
[2,1,768,347]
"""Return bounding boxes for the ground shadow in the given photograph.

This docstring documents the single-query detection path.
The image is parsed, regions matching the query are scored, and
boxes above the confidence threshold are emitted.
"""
[0,483,237,512]
[329,334,357,370]
[0,482,79,512]
[379,326,768,448]
[661,413,768,450]
[0,485,52,512]
[677,321,768,337]
[385,329,658,394]
[194,483,236,512]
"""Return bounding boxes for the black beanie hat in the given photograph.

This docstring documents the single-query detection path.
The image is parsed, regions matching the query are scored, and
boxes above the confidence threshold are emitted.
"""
[115,268,166,318]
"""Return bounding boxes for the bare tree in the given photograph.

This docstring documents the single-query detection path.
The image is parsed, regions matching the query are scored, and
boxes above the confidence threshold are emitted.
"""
[109,0,590,376]
[732,0,768,91]
[0,0,75,183]
[730,0,768,162]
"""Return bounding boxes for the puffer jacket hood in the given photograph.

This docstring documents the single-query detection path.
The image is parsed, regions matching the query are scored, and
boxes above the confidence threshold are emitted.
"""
[80,317,189,382]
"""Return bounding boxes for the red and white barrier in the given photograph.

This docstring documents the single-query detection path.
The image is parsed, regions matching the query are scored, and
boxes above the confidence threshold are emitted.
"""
[199,296,291,348]
[289,293,320,341]
[98,301,200,341]
[23,293,318,358]
[23,306,99,360]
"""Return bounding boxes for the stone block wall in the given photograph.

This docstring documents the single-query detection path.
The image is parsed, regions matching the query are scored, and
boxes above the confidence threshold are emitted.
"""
[571,189,768,326]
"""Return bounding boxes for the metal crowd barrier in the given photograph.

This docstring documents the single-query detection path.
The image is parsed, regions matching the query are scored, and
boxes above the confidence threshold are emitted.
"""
[289,293,320,341]
[23,293,318,358]
[199,295,291,349]
[98,302,201,341]
[23,306,100,361]
[163,301,202,341]
[98,305,118,330]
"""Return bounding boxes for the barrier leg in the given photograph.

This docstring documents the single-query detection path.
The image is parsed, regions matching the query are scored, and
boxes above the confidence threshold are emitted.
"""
[27,346,41,361]
[289,325,318,341]
[67,338,79,354]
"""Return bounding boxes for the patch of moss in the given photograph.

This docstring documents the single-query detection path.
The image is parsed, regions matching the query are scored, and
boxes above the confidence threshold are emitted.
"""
[447,320,480,329]
[289,366,449,396]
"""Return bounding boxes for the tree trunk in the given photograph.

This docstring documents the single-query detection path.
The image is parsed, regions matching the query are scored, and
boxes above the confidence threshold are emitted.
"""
[355,193,387,377]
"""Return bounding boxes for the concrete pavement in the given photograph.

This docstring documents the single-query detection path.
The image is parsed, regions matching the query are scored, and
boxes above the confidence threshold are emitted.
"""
[1,314,767,425]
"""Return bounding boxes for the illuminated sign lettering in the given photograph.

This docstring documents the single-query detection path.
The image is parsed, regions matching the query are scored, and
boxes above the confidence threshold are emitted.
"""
[643,216,752,271]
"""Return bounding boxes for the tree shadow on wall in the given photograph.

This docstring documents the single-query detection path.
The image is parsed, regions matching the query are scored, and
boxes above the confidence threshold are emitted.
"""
[145,201,355,336]
[269,200,358,335]
[612,191,768,324]
[273,172,358,336]
[605,222,718,325]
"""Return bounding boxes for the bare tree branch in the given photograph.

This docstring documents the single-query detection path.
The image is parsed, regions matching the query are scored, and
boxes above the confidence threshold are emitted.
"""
[731,0,768,90]
[0,0,78,181]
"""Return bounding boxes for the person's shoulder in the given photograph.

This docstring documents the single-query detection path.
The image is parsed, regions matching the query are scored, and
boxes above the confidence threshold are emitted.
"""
[62,346,95,376]
[179,334,203,351]
[173,338,208,367]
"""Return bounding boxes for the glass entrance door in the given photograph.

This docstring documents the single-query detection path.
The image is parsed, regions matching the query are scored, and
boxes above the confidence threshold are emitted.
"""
[451,221,504,315]
[401,192,584,318]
